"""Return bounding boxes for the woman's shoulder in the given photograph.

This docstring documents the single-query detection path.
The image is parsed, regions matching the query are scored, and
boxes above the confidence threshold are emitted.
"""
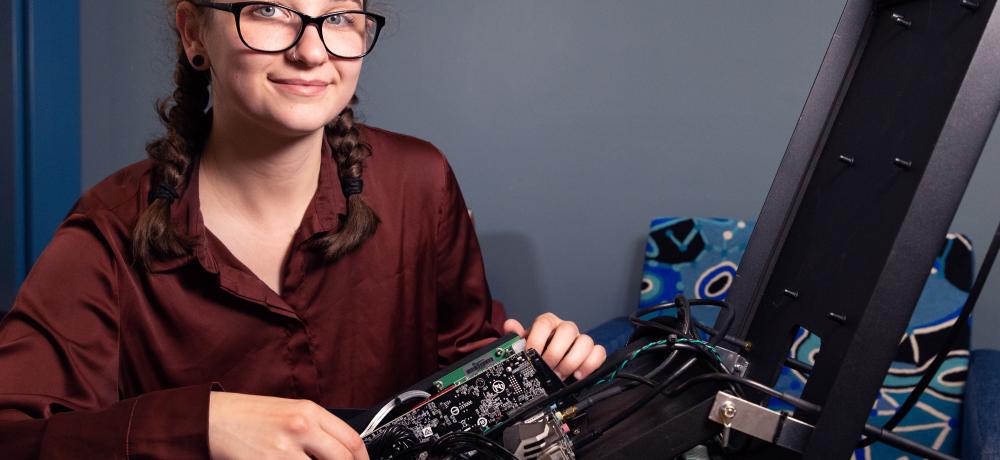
[72,158,155,227]
[357,124,451,172]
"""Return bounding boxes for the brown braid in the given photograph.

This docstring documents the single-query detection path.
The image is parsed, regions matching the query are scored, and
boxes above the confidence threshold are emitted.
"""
[132,36,210,268]
[310,96,381,261]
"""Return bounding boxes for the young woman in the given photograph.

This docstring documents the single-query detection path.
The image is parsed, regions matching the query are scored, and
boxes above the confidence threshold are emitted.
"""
[0,1,605,458]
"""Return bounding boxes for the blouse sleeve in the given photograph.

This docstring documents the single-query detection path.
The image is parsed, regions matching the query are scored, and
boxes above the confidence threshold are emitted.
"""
[433,162,507,366]
[0,214,216,459]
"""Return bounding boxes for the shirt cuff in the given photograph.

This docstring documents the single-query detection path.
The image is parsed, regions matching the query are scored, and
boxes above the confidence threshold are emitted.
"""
[126,382,223,459]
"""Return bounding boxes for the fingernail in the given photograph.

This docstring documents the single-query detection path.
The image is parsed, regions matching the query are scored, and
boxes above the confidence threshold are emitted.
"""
[573,371,583,380]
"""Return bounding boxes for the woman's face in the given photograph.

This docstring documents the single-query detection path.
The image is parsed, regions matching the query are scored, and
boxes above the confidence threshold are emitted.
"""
[181,0,365,137]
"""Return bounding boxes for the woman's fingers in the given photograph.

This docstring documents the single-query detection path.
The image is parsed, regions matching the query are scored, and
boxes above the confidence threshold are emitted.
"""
[517,312,607,380]
[525,313,561,354]
[301,429,354,460]
[312,404,369,460]
[574,344,607,380]
[502,318,526,337]
[541,321,580,372]
[553,333,594,379]
[208,393,369,460]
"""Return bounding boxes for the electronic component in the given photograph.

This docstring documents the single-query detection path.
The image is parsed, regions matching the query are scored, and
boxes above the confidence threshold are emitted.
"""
[363,348,563,447]
[502,409,576,460]
[431,334,526,392]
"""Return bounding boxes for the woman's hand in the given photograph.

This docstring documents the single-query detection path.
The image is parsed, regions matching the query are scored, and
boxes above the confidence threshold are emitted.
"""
[503,313,606,381]
[208,392,369,460]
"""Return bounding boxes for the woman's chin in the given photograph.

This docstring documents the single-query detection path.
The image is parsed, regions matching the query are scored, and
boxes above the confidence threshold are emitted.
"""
[264,114,339,137]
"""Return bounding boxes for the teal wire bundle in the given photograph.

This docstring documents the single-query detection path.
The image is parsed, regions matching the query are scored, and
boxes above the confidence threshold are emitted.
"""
[594,340,668,385]
[674,338,723,363]
[593,338,722,386]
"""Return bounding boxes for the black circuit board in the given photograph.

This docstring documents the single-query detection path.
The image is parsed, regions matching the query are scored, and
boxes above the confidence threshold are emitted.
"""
[364,349,563,443]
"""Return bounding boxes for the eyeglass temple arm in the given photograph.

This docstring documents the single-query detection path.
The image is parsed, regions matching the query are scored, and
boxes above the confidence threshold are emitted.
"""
[194,2,239,13]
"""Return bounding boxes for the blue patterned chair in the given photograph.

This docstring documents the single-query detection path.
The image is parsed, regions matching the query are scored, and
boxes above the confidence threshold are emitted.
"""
[587,217,973,459]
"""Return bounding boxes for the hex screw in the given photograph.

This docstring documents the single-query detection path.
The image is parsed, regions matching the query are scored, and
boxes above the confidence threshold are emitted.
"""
[962,0,981,11]
[893,158,913,170]
[829,312,848,324]
[722,402,737,418]
[839,155,856,166]
[892,13,913,29]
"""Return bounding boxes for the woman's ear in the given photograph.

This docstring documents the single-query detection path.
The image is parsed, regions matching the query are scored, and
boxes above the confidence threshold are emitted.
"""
[176,2,208,68]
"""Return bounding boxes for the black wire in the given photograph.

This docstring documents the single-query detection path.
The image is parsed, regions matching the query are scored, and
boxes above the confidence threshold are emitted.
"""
[488,337,668,436]
[627,315,686,338]
[633,297,735,346]
[438,432,517,460]
[628,297,689,339]
[617,372,658,387]
[495,297,737,442]
[576,345,715,412]
[391,431,517,460]
[862,424,959,460]
[573,321,738,419]
[690,299,734,346]
[623,322,733,375]
[858,221,1000,448]
[664,342,742,396]
[691,319,749,350]
[576,348,677,412]
[634,300,685,317]
[575,370,682,414]
[573,357,700,449]
[677,295,693,337]
[642,349,682,381]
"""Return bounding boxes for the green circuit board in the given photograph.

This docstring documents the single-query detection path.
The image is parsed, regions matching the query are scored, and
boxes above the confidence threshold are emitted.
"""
[430,335,526,392]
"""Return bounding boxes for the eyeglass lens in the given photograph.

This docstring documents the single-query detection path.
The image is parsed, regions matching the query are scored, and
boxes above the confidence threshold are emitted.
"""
[239,4,377,58]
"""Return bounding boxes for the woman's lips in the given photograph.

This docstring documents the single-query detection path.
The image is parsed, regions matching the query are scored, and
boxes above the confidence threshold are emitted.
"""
[269,78,329,96]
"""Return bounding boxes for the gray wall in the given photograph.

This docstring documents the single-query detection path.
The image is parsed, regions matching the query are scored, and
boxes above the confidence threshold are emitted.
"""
[81,1,1000,350]
[80,2,176,188]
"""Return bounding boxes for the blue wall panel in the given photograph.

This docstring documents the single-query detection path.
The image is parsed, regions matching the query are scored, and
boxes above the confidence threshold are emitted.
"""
[0,0,25,309]
[1,0,80,311]
[25,0,80,263]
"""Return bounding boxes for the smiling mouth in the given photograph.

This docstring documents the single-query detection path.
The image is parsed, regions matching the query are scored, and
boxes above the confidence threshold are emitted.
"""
[269,78,330,96]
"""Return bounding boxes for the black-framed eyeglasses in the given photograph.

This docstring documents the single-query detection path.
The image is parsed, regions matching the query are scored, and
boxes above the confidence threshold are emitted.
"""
[195,2,385,59]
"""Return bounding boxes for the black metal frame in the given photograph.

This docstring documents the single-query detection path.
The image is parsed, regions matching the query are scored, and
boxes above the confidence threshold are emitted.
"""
[728,0,1000,457]
[579,0,1000,457]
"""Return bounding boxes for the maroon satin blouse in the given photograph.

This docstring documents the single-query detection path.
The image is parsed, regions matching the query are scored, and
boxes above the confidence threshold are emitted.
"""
[0,125,505,458]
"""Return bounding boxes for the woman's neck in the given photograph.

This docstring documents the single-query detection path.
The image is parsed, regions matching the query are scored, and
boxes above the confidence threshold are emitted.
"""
[198,115,324,221]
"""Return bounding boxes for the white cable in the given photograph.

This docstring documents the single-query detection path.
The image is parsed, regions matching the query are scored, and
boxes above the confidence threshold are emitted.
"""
[360,390,432,438]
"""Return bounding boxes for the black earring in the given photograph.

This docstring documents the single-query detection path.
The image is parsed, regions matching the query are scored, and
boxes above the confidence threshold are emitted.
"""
[192,55,205,68]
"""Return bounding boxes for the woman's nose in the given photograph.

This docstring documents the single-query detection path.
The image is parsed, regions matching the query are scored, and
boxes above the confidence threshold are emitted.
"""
[289,24,328,66]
